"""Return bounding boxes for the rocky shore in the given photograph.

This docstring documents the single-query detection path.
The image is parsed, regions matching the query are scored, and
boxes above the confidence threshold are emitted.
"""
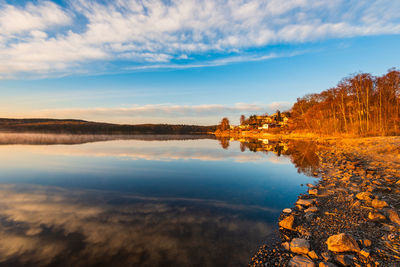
[249,137,400,266]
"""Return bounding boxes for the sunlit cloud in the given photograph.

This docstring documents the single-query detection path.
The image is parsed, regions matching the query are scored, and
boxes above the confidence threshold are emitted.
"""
[0,0,399,78]
[15,102,291,124]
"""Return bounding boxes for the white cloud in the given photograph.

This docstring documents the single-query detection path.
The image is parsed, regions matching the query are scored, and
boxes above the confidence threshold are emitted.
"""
[0,1,71,35]
[0,0,399,78]
[5,102,291,124]
[22,102,291,124]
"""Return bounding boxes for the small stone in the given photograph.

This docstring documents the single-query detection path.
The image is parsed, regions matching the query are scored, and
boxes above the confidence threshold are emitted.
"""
[290,238,310,255]
[387,209,400,225]
[321,252,330,261]
[296,199,315,207]
[279,215,295,230]
[309,189,318,195]
[282,242,290,251]
[363,239,372,247]
[283,208,292,214]
[319,262,337,267]
[335,255,353,266]
[308,250,318,260]
[360,248,370,258]
[381,223,395,231]
[326,233,360,253]
[305,206,318,213]
[288,255,315,267]
[368,211,386,221]
[356,192,372,201]
[371,199,388,209]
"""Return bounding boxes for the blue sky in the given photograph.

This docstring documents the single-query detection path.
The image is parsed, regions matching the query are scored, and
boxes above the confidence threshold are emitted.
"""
[0,0,400,125]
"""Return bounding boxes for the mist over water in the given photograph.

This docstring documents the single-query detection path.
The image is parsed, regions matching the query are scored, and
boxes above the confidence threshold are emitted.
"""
[0,134,317,267]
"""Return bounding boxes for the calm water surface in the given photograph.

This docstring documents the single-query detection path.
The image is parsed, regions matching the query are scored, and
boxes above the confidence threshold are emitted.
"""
[0,134,317,267]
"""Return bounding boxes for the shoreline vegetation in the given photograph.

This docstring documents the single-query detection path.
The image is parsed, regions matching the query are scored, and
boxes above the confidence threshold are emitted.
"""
[214,69,400,139]
[0,118,217,135]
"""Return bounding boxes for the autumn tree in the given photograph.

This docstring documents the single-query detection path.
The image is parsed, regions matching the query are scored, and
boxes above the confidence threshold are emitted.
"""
[218,117,230,131]
[240,115,246,125]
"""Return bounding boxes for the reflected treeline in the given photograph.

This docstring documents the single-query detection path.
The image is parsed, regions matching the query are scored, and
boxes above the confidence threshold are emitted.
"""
[217,137,320,177]
[0,133,215,145]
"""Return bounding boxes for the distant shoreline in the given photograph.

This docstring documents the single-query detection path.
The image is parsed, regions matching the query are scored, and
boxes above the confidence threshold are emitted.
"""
[0,118,217,135]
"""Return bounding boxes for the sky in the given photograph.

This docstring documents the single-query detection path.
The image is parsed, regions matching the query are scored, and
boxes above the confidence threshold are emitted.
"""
[0,0,400,125]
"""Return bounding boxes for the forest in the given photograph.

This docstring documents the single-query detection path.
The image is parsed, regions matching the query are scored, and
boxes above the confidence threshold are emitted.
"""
[0,119,217,135]
[289,68,400,136]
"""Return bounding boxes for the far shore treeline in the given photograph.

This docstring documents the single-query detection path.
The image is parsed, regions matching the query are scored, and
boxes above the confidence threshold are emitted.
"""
[217,68,400,136]
[0,119,217,135]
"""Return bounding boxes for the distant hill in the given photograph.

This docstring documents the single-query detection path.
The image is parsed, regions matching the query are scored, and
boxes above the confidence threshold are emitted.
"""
[0,118,217,135]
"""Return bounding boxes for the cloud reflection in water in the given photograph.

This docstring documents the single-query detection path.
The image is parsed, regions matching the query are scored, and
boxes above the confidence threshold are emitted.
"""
[0,184,274,267]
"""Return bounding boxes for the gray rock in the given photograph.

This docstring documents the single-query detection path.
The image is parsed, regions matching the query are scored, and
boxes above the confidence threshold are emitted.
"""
[288,255,315,267]
[326,233,360,253]
[371,199,388,209]
[290,238,310,255]
[279,215,295,230]
[296,199,315,207]
[305,206,318,213]
[319,262,337,267]
[368,211,386,221]
[283,208,292,214]
[387,209,400,225]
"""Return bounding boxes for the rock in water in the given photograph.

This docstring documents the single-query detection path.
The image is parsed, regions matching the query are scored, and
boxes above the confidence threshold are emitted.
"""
[290,238,310,254]
[387,209,400,225]
[283,208,292,214]
[326,233,360,253]
[288,255,315,267]
[279,215,294,230]
[371,199,388,209]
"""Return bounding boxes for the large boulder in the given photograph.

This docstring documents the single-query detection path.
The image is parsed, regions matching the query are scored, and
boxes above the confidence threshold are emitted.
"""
[288,255,315,267]
[326,233,360,253]
[279,215,295,230]
[290,238,310,254]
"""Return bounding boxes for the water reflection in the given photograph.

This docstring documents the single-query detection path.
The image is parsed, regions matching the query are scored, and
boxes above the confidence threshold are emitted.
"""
[0,184,273,267]
[217,137,320,177]
[0,134,318,267]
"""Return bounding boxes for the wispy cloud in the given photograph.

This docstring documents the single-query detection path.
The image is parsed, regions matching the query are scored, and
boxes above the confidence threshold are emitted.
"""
[1,0,400,78]
[21,102,291,124]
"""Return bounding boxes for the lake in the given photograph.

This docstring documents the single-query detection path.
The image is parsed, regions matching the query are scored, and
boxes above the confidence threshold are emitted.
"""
[0,133,318,267]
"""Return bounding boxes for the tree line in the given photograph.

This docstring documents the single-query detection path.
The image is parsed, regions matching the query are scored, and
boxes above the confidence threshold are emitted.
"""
[0,119,217,135]
[290,68,400,136]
